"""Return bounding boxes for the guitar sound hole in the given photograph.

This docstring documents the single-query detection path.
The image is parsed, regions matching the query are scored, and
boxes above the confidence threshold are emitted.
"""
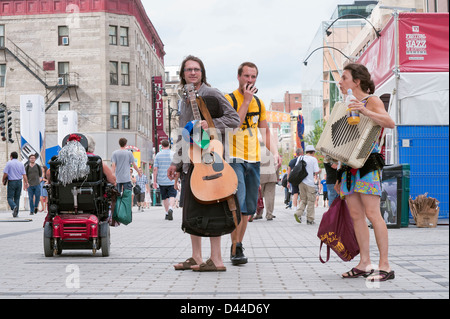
[202,153,214,164]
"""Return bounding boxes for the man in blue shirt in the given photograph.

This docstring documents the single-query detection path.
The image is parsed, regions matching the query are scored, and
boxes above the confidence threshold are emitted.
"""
[2,152,29,217]
[153,139,176,220]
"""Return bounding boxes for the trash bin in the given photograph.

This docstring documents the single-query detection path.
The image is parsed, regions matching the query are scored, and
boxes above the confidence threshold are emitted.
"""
[380,164,410,228]
[151,188,162,206]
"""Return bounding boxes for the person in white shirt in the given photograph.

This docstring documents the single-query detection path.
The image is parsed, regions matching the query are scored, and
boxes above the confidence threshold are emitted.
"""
[294,145,320,225]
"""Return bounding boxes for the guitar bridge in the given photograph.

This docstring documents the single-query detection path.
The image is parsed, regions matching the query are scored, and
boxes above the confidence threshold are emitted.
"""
[202,173,223,181]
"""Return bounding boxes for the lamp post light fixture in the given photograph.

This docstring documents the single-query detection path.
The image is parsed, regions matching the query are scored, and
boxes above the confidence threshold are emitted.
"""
[325,14,381,38]
[302,46,357,66]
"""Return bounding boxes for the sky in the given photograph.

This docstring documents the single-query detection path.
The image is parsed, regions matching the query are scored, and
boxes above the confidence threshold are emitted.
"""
[142,0,355,106]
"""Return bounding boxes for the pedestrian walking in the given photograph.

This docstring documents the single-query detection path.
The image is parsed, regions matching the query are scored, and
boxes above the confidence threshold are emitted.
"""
[226,61,281,265]
[336,63,395,281]
[320,175,328,208]
[153,139,176,220]
[254,143,279,221]
[111,137,139,193]
[135,167,149,212]
[167,55,240,272]
[24,153,42,215]
[287,148,303,211]
[294,145,320,225]
[2,151,28,217]
[39,165,48,213]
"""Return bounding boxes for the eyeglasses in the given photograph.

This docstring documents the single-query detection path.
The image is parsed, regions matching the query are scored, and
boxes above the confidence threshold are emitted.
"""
[184,68,202,73]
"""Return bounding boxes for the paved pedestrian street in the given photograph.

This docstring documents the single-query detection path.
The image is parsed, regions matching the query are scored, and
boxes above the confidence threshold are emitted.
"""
[0,186,448,305]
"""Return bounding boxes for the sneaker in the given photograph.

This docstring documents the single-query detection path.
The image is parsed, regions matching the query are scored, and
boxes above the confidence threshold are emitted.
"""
[12,206,19,218]
[167,209,173,220]
[307,220,316,225]
[294,213,302,223]
[230,242,248,265]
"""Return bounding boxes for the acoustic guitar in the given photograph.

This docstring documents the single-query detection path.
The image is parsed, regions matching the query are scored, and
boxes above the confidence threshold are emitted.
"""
[183,83,238,204]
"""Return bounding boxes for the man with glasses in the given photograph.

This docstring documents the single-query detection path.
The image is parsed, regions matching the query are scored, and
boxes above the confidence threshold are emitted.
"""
[167,55,240,272]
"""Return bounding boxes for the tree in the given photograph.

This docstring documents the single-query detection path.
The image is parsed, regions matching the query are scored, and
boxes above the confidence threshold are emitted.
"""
[305,119,326,168]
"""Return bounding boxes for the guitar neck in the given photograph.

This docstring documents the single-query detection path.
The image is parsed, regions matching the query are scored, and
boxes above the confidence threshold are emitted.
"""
[189,98,202,122]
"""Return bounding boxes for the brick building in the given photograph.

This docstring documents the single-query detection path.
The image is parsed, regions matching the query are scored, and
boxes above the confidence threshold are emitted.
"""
[0,0,165,210]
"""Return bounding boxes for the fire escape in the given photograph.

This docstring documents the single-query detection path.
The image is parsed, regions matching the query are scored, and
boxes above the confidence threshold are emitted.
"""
[0,38,78,111]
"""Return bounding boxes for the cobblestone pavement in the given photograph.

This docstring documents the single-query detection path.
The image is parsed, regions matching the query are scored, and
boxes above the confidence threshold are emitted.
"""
[0,186,448,303]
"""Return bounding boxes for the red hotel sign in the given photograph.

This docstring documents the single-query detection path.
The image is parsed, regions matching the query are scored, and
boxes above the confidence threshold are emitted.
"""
[152,76,168,149]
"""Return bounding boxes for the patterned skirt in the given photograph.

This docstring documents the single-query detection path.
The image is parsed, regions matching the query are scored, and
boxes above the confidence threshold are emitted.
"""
[340,169,382,198]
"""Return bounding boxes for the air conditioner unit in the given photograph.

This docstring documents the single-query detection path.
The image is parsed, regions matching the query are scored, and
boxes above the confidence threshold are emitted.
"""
[62,36,69,45]
[57,77,64,85]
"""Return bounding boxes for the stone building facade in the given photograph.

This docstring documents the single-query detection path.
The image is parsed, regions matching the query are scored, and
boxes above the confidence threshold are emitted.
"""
[0,0,165,210]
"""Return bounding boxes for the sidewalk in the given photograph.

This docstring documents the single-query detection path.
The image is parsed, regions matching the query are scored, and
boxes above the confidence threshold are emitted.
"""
[0,185,448,301]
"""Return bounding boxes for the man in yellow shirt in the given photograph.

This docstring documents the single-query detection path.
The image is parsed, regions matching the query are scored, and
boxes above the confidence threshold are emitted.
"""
[226,62,281,265]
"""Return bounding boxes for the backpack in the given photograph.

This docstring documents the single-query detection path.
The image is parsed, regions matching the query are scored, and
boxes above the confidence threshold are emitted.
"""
[228,93,261,130]
[288,156,308,185]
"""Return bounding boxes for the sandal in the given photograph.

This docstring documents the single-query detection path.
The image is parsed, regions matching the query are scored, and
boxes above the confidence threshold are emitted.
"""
[368,270,395,282]
[174,257,197,270]
[192,259,226,272]
[342,267,374,278]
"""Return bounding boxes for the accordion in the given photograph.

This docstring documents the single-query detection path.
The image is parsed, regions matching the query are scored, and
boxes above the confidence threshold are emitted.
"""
[316,101,381,169]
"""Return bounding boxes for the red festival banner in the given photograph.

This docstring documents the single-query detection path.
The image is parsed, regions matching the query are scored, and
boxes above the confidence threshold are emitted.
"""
[398,13,449,73]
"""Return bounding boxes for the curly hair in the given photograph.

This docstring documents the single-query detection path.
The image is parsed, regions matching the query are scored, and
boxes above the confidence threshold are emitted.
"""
[343,63,375,94]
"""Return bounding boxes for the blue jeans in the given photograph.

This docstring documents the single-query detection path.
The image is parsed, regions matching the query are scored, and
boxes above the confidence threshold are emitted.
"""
[7,180,22,211]
[117,182,133,193]
[230,160,260,216]
[327,183,338,205]
[28,184,41,213]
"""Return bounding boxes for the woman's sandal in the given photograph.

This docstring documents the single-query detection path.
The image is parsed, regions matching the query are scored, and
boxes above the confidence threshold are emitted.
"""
[368,270,395,282]
[192,259,226,272]
[174,257,197,270]
[342,267,374,278]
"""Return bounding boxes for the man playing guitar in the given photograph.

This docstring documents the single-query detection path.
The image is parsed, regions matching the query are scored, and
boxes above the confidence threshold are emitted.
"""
[167,55,240,272]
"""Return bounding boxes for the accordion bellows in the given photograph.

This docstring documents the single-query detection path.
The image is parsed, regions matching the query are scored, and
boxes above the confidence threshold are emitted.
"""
[317,101,381,169]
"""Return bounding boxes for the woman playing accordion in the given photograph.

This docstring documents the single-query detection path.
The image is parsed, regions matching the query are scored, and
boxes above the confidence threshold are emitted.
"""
[336,63,395,282]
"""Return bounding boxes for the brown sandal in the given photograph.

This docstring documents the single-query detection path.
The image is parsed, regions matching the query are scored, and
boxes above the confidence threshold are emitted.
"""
[192,259,226,272]
[174,257,197,270]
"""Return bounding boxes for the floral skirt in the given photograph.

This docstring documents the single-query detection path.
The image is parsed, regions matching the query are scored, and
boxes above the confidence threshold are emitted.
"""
[340,169,381,198]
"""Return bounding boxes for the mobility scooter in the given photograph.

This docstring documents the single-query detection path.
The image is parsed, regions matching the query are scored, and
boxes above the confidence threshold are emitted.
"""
[43,133,115,257]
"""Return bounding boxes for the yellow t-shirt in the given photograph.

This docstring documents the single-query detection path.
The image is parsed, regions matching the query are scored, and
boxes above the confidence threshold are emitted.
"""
[226,90,267,162]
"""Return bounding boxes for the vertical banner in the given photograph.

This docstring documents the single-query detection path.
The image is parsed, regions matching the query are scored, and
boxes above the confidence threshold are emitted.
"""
[58,111,78,147]
[20,95,45,165]
[152,76,168,152]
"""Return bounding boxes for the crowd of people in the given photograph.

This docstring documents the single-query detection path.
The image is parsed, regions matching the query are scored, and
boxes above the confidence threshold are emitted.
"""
[2,59,395,282]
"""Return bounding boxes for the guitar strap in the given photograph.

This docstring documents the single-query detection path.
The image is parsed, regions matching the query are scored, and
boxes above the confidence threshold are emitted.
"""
[195,96,216,139]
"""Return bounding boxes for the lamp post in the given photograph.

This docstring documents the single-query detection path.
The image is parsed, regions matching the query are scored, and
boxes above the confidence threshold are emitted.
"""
[167,99,180,146]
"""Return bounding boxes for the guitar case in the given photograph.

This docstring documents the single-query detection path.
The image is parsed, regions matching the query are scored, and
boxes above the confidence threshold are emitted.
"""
[180,95,240,237]
[181,164,241,237]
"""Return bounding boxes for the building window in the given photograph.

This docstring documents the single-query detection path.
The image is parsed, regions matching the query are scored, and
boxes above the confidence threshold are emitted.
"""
[110,101,119,129]
[0,64,6,87]
[122,102,130,129]
[58,102,70,111]
[109,25,117,45]
[121,62,129,86]
[0,25,5,47]
[58,62,69,84]
[120,27,128,46]
[58,26,69,46]
[110,61,118,85]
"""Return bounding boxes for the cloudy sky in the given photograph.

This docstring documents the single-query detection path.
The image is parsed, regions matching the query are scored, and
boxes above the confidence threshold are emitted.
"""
[143,0,354,105]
